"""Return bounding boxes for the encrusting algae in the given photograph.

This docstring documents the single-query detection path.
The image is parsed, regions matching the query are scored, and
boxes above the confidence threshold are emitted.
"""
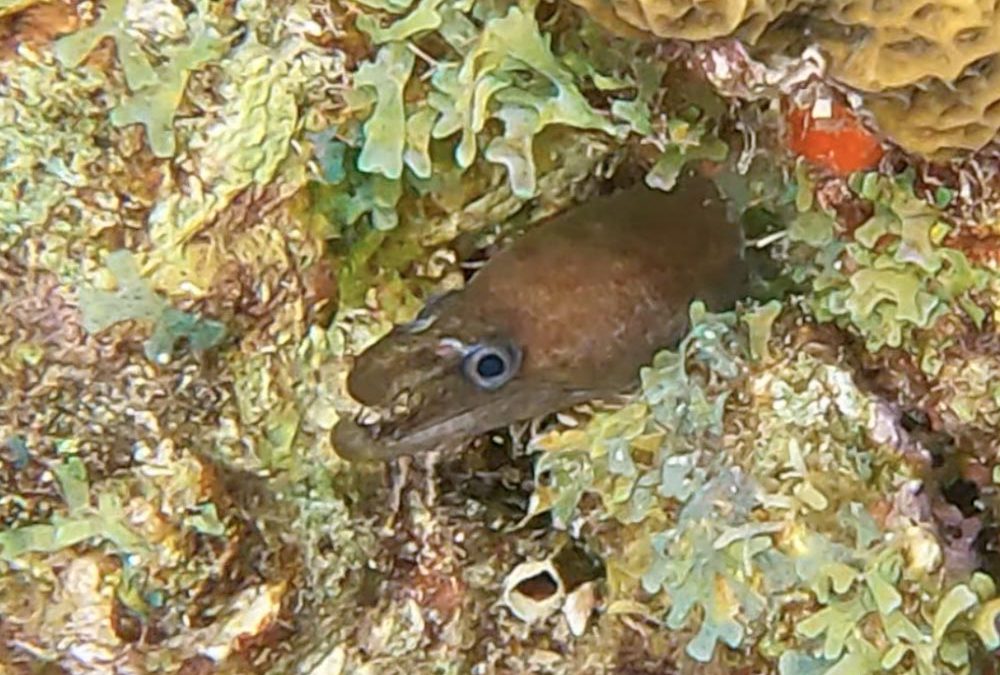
[4,0,1000,673]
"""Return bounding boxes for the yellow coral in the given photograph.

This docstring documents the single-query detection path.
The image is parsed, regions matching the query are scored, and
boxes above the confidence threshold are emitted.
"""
[567,0,1000,155]
[820,0,1000,91]
[866,56,1000,157]
[604,0,788,41]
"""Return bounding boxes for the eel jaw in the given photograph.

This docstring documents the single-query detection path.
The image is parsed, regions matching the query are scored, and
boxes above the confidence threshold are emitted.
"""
[330,381,608,462]
[331,409,477,461]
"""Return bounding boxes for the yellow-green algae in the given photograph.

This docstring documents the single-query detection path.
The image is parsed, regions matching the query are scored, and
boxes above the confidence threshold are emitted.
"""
[786,169,988,354]
[0,46,124,271]
[79,249,226,363]
[5,0,1000,672]
[529,301,1000,671]
[54,0,229,158]
[313,0,704,239]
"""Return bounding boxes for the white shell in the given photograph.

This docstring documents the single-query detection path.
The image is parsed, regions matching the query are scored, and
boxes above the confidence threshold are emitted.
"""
[562,581,598,637]
[501,559,566,623]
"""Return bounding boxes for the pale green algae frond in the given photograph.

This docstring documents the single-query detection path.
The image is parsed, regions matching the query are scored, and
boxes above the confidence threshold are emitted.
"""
[529,301,1000,672]
[311,0,724,237]
[4,0,1000,672]
[786,169,988,354]
[54,0,229,158]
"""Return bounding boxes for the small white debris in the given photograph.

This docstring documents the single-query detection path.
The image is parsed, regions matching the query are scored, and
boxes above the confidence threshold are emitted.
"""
[562,582,598,637]
[811,97,833,119]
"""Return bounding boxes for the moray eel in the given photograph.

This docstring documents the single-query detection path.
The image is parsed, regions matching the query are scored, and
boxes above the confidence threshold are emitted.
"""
[333,173,749,461]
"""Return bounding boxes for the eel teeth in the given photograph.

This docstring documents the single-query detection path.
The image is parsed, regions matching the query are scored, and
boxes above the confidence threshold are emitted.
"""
[356,407,383,427]
[391,389,412,416]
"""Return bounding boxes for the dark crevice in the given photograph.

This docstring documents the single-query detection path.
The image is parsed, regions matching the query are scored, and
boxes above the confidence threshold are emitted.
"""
[942,478,983,518]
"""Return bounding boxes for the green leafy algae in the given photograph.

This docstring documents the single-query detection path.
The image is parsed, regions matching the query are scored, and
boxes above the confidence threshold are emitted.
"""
[52,456,90,514]
[743,300,783,363]
[436,4,619,175]
[334,0,675,223]
[642,470,771,662]
[527,298,1000,670]
[787,172,987,352]
[309,146,395,236]
[645,116,730,191]
[78,250,226,363]
[186,502,226,536]
[55,0,229,157]
[0,458,145,562]
[357,0,446,42]
[53,0,157,91]
[356,43,415,181]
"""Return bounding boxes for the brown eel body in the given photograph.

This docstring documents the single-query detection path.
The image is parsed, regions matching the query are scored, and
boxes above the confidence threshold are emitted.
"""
[332,174,749,461]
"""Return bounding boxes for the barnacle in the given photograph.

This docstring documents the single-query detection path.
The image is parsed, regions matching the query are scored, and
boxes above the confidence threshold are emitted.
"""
[502,558,567,623]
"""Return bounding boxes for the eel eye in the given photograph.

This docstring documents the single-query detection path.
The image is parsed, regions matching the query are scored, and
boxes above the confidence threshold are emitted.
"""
[462,342,521,390]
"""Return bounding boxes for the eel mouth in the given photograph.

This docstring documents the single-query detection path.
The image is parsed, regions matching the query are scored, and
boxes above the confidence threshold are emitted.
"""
[335,387,413,449]
[351,388,423,439]
[331,380,608,462]
[331,407,476,461]
[331,416,421,462]
[331,387,476,461]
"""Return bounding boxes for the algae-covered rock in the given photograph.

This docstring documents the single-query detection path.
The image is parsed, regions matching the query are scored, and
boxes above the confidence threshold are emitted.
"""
[528,300,1000,672]
[5,0,1000,672]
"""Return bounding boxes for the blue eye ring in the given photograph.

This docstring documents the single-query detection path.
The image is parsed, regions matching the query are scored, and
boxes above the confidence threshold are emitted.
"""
[462,342,521,390]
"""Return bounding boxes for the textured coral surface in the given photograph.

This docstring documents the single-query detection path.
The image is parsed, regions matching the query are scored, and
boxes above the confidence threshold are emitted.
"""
[568,0,1000,156]
[3,0,1000,673]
